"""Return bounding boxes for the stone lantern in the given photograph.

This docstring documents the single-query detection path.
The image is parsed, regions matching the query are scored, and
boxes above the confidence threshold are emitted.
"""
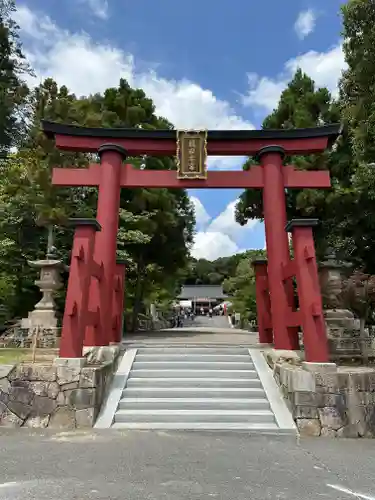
[319,248,361,356]
[25,232,67,347]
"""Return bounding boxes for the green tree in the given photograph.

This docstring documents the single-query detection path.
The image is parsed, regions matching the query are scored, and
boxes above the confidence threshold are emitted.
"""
[236,70,338,222]
[117,185,194,329]
[340,0,375,164]
[0,75,195,323]
[223,250,266,323]
[0,0,31,157]
[182,253,245,286]
[0,78,102,319]
[326,0,375,273]
[235,69,359,262]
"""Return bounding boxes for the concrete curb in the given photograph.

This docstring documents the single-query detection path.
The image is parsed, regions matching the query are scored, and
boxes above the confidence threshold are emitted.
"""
[94,348,137,429]
[249,348,297,433]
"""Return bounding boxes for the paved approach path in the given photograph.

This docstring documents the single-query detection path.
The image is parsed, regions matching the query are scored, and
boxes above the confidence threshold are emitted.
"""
[0,429,374,499]
[192,314,234,329]
[123,315,259,346]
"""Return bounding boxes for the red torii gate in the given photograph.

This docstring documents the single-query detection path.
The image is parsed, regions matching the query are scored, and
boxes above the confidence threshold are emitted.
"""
[42,121,341,362]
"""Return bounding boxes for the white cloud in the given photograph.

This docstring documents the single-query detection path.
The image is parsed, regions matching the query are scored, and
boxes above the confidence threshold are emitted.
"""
[242,44,346,113]
[191,199,259,260]
[192,231,242,260]
[287,46,346,97]
[79,0,109,19]
[242,73,286,115]
[190,196,211,230]
[208,200,257,240]
[14,6,59,41]
[14,4,253,173]
[294,9,317,39]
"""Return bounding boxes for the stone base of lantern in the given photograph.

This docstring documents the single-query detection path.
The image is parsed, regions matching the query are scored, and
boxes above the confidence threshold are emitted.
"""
[325,309,365,357]
[27,309,59,330]
[0,326,60,348]
[32,327,61,348]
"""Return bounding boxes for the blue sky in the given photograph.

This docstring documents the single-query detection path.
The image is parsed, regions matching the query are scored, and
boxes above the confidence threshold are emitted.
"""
[16,0,346,260]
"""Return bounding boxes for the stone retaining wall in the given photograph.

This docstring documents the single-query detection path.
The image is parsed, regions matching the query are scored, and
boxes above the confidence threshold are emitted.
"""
[0,347,121,428]
[265,350,375,438]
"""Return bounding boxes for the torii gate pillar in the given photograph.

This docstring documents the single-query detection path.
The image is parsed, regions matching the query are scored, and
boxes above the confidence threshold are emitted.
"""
[84,144,127,347]
[259,146,299,350]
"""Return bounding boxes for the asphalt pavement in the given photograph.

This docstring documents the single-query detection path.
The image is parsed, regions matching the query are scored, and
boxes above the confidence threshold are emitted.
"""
[1,314,373,500]
[0,429,374,499]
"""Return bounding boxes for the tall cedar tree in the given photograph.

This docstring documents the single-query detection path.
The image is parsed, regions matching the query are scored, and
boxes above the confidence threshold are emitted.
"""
[340,0,375,164]
[0,0,31,157]
[235,69,358,262]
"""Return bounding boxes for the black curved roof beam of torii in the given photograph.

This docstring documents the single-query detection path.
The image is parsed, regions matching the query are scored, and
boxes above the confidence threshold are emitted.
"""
[41,120,342,156]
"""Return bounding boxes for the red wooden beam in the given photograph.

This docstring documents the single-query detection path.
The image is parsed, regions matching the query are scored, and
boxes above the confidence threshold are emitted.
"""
[42,121,342,156]
[52,164,264,188]
[55,134,332,156]
[121,164,265,188]
[52,165,101,187]
[52,163,332,189]
[283,166,331,188]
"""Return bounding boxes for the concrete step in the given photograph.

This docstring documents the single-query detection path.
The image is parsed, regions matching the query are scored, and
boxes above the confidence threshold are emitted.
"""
[97,346,296,434]
[135,354,251,362]
[126,378,262,388]
[122,386,266,398]
[118,398,270,410]
[132,361,254,370]
[128,369,258,379]
[114,409,275,423]
[136,347,249,354]
[125,345,257,351]
[124,343,254,347]
[111,422,282,432]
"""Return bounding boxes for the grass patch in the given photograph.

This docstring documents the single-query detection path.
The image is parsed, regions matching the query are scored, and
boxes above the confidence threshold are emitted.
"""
[0,348,58,365]
[0,348,29,364]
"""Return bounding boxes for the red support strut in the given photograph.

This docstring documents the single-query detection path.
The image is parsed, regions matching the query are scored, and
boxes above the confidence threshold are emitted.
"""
[110,260,126,344]
[286,219,329,362]
[59,219,101,358]
[259,146,299,350]
[85,144,127,347]
[252,259,273,344]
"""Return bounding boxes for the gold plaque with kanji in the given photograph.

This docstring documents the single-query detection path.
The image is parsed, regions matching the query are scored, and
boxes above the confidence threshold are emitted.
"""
[176,130,207,179]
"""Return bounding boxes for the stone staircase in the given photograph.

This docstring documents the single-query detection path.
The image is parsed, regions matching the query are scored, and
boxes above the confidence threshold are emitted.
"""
[96,346,296,432]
